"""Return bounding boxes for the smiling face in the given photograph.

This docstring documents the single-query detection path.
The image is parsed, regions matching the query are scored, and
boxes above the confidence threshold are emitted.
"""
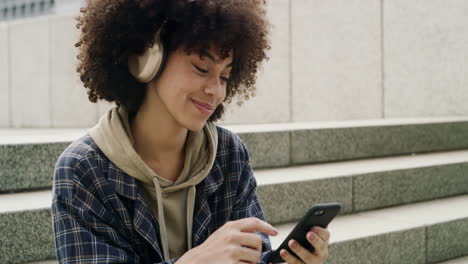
[147,43,233,131]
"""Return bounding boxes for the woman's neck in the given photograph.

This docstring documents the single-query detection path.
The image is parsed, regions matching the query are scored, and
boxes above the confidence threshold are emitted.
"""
[129,91,188,165]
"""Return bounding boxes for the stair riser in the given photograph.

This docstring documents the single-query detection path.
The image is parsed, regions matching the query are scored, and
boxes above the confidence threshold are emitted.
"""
[2,121,468,192]
[259,163,468,224]
[326,218,468,264]
[354,163,468,212]
[290,122,468,165]
[327,228,426,264]
[427,218,468,263]
[257,177,353,224]
[0,209,55,264]
[0,143,68,193]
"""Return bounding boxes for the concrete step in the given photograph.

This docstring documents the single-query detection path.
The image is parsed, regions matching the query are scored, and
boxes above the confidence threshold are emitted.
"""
[437,256,468,264]
[271,195,468,264]
[11,193,468,264]
[0,129,87,193]
[0,191,53,264]
[232,117,468,168]
[258,149,468,224]
[1,145,468,225]
[2,117,468,193]
[1,147,467,224]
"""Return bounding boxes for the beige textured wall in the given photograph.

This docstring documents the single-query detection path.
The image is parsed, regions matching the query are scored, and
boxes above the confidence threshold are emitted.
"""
[1,0,467,128]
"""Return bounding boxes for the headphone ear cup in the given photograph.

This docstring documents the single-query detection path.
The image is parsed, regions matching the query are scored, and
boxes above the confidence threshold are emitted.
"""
[128,28,167,83]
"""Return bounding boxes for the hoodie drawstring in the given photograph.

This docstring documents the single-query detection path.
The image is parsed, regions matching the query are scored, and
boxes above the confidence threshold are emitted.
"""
[187,186,196,250]
[152,177,170,260]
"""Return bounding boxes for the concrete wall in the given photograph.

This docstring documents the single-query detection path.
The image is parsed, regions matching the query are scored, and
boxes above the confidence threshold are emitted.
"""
[0,0,467,128]
[0,23,9,127]
[384,0,468,118]
[0,0,85,21]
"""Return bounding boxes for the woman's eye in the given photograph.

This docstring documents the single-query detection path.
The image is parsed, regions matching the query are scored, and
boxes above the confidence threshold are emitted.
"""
[193,63,230,83]
[193,64,208,73]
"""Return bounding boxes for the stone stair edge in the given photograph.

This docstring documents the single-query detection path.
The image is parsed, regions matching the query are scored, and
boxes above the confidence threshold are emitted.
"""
[271,195,468,264]
[255,149,468,185]
[0,190,51,213]
[3,118,468,174]
[2,116,468,144]
[255,150,468,221]
[437,256,468,264]
[2,150,468,221]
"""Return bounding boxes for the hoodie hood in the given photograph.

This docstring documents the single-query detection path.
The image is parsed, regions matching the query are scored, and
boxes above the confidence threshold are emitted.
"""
[88,105,218,259]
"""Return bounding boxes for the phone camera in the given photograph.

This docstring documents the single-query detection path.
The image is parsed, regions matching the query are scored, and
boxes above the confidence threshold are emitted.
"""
[314,210,325,216]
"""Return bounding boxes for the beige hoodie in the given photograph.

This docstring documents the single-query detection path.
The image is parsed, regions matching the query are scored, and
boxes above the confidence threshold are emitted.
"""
[88,105,218,260]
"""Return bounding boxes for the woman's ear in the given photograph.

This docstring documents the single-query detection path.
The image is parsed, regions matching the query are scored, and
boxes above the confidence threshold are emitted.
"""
[128,20,168,83]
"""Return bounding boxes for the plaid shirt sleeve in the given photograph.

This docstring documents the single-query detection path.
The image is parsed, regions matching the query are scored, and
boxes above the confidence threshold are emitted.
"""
[229,142,273,264]
[52,152,179,264]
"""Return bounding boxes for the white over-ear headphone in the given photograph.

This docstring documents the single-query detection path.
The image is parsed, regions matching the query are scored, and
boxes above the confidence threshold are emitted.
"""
[127,20,168,83]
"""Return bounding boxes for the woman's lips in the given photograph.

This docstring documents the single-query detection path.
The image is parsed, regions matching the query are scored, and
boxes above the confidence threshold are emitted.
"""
[192,100,213,115]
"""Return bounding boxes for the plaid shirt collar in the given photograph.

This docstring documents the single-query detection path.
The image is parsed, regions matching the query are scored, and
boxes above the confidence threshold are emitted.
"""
[107,158,224,201]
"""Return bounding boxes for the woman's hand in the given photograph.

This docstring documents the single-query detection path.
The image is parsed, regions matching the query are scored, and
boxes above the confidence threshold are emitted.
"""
[177,217,278,264]
[271,226,330,264]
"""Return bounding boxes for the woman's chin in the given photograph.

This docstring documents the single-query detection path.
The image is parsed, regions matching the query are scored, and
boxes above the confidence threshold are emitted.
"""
[182,119,206,132]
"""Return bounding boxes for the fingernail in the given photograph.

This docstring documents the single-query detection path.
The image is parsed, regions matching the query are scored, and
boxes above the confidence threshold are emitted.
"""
[272,229,279,235]
[280,249,287,257]
[290,240,297,249]
[308,232,315,240]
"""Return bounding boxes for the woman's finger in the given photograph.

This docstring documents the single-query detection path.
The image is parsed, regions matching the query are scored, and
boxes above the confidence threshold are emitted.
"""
[237,246,262,263]
[239,232,263,252]
[287,239,317,263]
[309,226,330,243]
[306,231,329,260]
[279,248,304,264]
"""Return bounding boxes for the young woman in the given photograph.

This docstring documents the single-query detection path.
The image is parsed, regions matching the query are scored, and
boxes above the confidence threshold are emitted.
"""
[52,0,330,263]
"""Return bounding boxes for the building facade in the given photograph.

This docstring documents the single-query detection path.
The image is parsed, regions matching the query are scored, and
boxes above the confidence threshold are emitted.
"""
[0,0,84,21]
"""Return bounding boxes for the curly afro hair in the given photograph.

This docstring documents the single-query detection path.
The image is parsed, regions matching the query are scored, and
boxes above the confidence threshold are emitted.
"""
[75,0,272,122]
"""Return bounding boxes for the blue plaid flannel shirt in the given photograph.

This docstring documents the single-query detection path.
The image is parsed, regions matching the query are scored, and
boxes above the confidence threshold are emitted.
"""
[52,126,273,264]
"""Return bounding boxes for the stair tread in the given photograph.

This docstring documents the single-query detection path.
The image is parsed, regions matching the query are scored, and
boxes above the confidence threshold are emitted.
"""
[0,128,88,145]
[438,256,468,264]
[0,190,51,213]
[255,149,468,185]
[2,116,468,144]
[4,191,468,246]
[4,149,468,213]
[270,194,468,247]
[224,116,468,132]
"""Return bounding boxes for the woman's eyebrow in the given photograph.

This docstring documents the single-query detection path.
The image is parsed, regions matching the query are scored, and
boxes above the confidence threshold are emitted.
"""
[200,50,233,68]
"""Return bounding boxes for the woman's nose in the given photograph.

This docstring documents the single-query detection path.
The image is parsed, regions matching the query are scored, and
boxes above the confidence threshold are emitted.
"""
[204,76,225,98]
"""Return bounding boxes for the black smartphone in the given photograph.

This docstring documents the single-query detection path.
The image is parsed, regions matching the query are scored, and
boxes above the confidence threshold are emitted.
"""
[268,203,342,263]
